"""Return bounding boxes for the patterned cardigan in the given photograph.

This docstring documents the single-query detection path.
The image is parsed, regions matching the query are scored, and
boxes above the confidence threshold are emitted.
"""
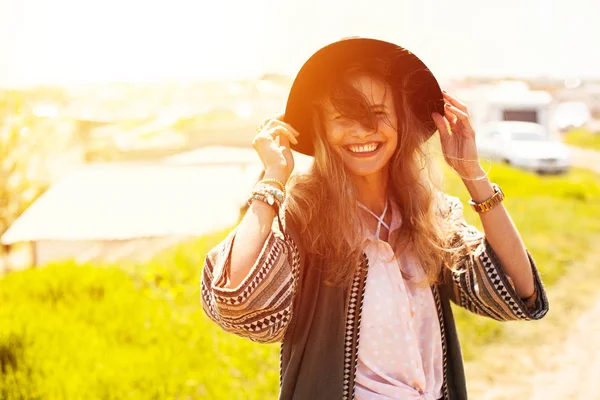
[201,195,549,400]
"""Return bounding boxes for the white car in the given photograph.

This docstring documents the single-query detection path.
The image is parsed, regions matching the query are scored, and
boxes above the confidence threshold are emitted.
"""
[477,121,571,174]
[551,101,592,131]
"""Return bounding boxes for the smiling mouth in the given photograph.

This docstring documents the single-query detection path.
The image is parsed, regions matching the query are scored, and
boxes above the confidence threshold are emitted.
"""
[344,142,382,156]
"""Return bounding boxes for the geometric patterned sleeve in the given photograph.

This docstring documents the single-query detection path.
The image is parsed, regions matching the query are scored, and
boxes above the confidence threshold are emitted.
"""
[441,195,549,321]
[200,219,301,343]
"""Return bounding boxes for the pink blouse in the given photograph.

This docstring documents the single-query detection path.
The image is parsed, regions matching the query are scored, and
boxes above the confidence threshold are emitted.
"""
[355,201,443,400]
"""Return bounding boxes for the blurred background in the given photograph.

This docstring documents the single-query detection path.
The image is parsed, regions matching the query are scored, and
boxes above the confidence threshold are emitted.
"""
[1,0,600,399]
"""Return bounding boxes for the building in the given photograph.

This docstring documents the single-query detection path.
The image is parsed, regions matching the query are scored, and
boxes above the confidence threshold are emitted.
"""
[1,156,261,267]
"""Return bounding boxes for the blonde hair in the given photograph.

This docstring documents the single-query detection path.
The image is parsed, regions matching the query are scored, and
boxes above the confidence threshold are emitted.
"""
[284,60,464,287]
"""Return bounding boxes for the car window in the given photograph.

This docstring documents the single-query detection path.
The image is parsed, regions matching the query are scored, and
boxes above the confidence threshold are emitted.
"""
[481,131,500,140]
[510,132,546,141]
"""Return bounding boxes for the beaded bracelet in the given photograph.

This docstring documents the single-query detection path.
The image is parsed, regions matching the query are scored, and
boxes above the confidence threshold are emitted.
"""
[259,178,286,197]
[253,183,285,204]
[247,192,281,209]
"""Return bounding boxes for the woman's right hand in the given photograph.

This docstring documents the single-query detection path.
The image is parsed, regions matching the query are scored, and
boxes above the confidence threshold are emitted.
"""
[252,113,300,183]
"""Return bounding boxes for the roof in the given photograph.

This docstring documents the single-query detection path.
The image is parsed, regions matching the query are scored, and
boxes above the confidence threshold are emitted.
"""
[455,84,553,107]
[2,146,314,244]
[163,145,262,165]
[163,145,314,172]
[487,89,553,106]
[482,121,547,132]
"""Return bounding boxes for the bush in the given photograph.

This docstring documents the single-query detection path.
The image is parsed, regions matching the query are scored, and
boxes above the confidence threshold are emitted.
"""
[563,128,600,151]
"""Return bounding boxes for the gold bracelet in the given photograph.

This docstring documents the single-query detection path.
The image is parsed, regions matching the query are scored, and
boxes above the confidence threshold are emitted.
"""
[259,178,286,196]
[468,184,505,213]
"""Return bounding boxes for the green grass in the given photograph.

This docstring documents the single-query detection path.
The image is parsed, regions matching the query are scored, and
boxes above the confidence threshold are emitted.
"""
[564,128,600,151]
[0,230,280,400]
[1,163,600,398]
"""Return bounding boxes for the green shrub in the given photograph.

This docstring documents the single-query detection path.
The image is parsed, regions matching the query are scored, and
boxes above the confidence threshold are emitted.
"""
[564,128,600,151]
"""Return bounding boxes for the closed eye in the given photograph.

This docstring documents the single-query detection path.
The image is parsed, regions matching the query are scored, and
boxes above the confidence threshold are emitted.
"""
[332,110,386,121]
[370,104,388,114]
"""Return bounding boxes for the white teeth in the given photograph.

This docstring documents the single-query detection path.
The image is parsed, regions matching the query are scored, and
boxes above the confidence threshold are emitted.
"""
[348,143,379,153]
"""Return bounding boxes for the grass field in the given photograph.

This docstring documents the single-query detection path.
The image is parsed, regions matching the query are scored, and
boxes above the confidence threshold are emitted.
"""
[564,128,600,151]
[1,162,600,399]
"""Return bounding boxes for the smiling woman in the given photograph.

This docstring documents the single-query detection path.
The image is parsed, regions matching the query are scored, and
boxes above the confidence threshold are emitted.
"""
[200,37,549,400]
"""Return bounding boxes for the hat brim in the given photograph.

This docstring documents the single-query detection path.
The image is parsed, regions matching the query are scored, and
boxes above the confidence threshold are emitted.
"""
[284,38,444,156]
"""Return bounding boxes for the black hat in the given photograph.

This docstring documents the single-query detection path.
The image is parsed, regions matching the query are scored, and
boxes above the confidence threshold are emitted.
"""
[284,37,444,156]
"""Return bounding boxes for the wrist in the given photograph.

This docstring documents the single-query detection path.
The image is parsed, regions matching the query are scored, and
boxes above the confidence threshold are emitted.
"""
[463,177,495,203]
[263,167,288,184]
[455,163,485,180]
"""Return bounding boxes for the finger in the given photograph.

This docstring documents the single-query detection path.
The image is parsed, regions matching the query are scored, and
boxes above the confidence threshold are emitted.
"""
[431,112,451,137]
[262,118,301,138]
[257,112,286,132]
[262,112,285,124]
[259,117,278,132]
[266,120,300,143]
[444,106,459,125]
[266,124,298,145]
[257,115,274,131]
[442,92,468,113]
[279,126,299,145]
[444,103,468,122]
[278,135,289,147]
[271,119,301,137]
[445,104,476,138]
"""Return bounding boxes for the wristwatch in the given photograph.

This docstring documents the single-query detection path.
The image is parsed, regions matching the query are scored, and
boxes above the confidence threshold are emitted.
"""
[469,184,505,213]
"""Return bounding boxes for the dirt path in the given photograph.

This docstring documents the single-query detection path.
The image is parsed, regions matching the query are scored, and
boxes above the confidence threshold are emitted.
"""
[465,234,600,400]
[526,147,600,399]
[569,146,600,174]
[502,148,600,400]
[530,298,600,400]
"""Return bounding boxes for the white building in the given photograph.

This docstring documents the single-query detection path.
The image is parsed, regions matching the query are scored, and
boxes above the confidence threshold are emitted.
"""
[456,81,554,136]
[1,146,314,268]
[0,156,254,266]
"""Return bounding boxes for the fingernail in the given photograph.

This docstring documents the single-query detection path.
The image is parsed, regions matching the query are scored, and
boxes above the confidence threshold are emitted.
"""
[445,103,451,107]
[442,90,447,93]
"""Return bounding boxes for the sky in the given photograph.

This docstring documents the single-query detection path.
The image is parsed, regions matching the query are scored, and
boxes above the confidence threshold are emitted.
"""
[0,0,597,87]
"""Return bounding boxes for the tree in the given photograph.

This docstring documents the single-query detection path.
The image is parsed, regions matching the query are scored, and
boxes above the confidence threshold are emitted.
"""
[0,91,48,269]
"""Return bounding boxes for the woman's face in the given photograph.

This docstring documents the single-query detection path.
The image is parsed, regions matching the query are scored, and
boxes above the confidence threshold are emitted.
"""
[321,74,398,179]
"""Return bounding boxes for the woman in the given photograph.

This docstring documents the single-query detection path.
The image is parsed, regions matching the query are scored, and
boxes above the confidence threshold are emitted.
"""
[201,38,548,400]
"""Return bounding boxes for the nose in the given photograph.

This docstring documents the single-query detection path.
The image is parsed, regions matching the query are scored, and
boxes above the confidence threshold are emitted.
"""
[351,123,375,140]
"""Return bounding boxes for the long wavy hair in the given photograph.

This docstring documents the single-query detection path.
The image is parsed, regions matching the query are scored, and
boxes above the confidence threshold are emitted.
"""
[285,59,461,287]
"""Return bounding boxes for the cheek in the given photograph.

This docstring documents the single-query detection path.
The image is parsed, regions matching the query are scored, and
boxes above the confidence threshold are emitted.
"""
[388,129,398,146]
[380,119,398,146]
[325,127,346,148]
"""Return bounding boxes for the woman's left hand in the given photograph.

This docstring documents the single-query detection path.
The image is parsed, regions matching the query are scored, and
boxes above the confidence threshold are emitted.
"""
[432,92,483,179]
